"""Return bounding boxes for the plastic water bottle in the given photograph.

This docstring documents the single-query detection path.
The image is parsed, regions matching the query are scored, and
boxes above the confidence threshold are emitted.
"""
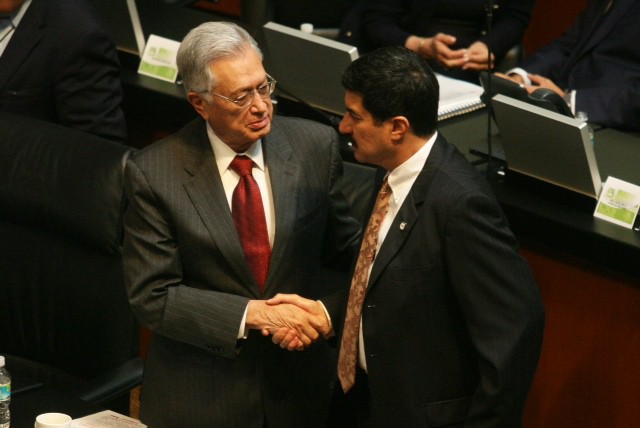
[0,356,10,428]
[575,111,595,144]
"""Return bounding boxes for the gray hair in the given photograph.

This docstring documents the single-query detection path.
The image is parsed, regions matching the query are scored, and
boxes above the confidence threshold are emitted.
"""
[177,22,262,94]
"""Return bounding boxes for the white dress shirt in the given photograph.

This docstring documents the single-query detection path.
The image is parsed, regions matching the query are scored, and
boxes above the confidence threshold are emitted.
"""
[206,123,276,338]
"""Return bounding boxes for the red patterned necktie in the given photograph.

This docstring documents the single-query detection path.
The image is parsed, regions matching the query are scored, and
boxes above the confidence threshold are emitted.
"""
[229,156,271,292]
[338,179,392,392]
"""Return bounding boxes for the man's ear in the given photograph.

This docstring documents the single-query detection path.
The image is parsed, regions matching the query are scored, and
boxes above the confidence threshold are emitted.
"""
[187,91,210,121]
[389,116,410,141]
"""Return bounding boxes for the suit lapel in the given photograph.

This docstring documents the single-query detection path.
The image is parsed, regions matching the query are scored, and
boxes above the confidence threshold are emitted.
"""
[366,136,447,293]
[261,120,300,295]
[181,121,260,295]
[0,0,44,89]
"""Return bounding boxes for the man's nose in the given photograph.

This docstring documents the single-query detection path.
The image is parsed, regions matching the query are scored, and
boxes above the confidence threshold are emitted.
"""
[339,116,351,134]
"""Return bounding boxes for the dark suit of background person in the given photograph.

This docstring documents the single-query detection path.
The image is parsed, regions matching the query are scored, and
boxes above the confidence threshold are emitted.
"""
[0,0,126,141]
[335,47,544,427]
[515,0,640,132]
[361,0,535,82]
[122,22,360,428]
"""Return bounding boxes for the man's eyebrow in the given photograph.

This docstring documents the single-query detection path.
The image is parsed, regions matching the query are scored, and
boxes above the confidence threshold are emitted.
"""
[234,75,269,93]
[346,107,362,118]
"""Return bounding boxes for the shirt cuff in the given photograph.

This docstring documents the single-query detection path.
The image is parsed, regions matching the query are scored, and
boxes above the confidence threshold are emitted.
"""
[564,90,576,114]
[317,300,335,337]
[238,303,249,339]
[507,67,532,86]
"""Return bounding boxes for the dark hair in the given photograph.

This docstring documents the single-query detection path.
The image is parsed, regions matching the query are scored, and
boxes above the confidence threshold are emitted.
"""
[342,46,439,137]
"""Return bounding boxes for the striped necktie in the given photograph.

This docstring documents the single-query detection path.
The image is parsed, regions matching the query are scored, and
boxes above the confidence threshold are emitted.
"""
[229,155,271,292]
[338,179,392,392]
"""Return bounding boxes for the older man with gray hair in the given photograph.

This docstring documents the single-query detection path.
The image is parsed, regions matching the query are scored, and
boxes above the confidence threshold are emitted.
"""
[122,21,359,427]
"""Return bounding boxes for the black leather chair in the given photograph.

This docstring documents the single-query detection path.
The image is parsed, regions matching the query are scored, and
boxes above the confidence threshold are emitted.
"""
[242,0,359,41]
[0,112,142,414]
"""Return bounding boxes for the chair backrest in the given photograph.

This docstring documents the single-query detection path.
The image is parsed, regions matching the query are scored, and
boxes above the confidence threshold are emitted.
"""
[242,0,359,41]
[0,112,137,389]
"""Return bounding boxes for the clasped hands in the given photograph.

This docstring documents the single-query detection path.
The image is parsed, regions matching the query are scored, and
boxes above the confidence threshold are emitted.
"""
[413,33,494,71]
[246,294,332,351]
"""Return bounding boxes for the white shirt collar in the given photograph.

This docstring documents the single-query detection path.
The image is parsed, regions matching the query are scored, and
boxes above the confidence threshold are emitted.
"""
[0,0,32,54]
[206,122,265,177]
[386,131,438,206]
[7,0,32,26]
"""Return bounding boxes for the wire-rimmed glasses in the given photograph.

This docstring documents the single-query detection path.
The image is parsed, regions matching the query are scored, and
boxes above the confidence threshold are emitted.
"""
[206,74,277,108]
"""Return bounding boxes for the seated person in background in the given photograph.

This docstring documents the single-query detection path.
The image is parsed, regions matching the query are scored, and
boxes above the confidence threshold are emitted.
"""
[498,0,640,132]
[361,0,535,82]
[0,0,126,142]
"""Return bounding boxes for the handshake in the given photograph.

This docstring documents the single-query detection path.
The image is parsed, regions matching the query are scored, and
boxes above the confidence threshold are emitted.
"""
[246,294,332,351]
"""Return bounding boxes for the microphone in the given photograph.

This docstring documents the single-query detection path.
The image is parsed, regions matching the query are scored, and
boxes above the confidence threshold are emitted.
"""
[484,0,498,178]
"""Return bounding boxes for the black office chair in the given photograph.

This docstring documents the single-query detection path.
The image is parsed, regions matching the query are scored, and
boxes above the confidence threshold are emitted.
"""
[0,112,143,414]
[242,0,358,41]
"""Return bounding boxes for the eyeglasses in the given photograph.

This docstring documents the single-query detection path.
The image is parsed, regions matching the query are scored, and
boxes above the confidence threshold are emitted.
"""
[206,74,277,108]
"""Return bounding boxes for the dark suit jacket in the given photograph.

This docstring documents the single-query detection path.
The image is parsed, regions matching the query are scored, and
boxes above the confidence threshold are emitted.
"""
[522,0,640,131]
[362,0,534,81]
[0,0,126,141]
[341,134,544,427]
[123,116,360,428]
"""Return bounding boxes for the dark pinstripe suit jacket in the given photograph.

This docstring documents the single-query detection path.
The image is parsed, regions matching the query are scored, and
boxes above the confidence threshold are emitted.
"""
[123,116,360,428]
[342,134,545,427]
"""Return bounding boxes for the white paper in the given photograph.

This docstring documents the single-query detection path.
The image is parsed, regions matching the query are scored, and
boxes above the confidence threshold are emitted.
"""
[437,74,485,120]
[593,176,640,229]
[137,34,181,83]
[71,410,147,428]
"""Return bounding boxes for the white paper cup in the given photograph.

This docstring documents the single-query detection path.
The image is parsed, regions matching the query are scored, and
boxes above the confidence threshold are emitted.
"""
[35,412,72,428]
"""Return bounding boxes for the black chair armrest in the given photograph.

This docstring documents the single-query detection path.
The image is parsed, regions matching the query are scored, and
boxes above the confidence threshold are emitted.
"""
[75,357,144,405]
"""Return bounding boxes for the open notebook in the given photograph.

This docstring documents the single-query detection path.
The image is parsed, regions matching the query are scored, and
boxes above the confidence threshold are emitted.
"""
[437,74,485,121]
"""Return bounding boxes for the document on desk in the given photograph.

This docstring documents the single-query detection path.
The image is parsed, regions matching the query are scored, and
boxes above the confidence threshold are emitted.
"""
[71,410,147,428]
[593,176,640,229]
[437,74,485,121]
[137,34,180,83]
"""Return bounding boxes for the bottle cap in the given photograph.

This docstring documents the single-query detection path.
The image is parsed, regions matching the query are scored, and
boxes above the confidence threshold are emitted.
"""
[0,356,4,367]
[300,23,313,34]
[575,111,588,121]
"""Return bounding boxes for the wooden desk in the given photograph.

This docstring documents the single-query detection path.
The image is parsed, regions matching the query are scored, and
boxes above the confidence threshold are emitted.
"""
[439,111,640,278]
[439,112,640,428]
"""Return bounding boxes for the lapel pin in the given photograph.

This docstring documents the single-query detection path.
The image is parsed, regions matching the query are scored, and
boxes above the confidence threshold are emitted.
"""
[399,222,407,230]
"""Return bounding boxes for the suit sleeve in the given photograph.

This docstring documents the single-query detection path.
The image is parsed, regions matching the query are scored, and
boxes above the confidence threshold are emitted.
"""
[54,16,127,142]
[444,191,545,426]
[316,127,362,322]
[122,158,249,359]
[520,23,582,82]
[575,85,640,130]
[322,128,362,267]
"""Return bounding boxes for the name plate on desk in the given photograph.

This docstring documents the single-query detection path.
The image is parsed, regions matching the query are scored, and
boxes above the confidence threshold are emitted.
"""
[138,35,181,83]
[594,176,640,229]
